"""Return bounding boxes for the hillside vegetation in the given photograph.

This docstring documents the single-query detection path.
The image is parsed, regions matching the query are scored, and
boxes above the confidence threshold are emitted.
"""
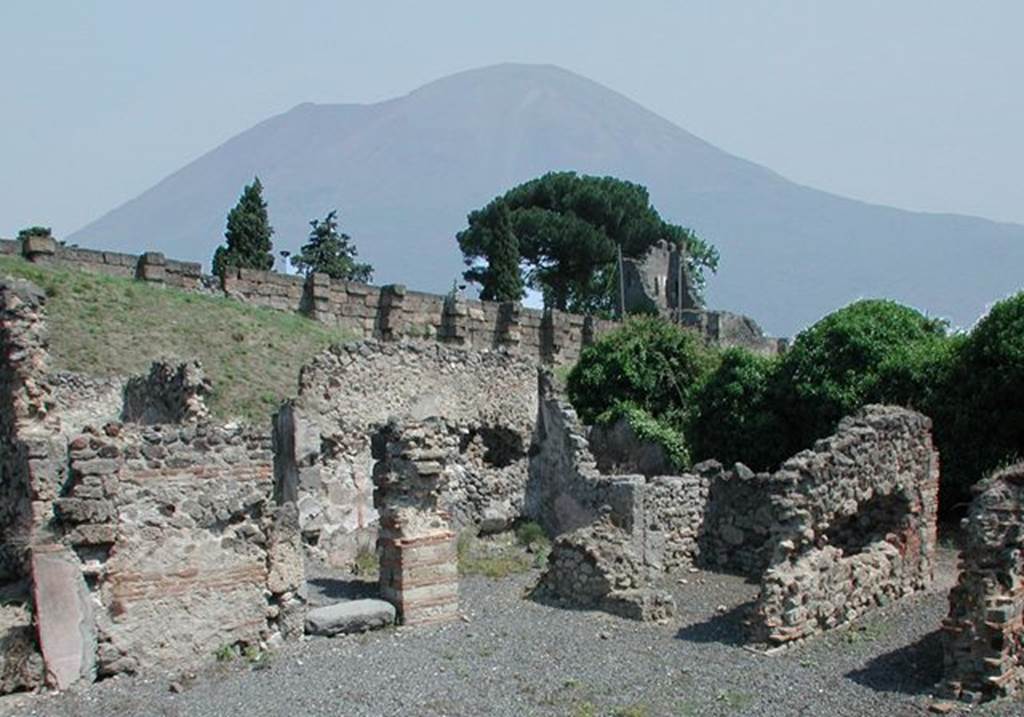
[0,256,350,424]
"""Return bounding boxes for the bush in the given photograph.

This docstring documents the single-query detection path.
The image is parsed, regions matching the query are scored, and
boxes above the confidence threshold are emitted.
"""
[770,299,950,461]
[935,292,1024,512]
[567,316,714,428]
[690,348,782,470]
[566,317,714,470]
[17,226,52,240]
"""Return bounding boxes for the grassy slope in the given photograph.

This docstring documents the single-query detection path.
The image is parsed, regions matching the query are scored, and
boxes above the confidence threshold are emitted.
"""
[0,256,351,425]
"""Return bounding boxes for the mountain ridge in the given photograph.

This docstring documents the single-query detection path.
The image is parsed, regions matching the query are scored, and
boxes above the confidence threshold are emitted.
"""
[69,63,1024,335]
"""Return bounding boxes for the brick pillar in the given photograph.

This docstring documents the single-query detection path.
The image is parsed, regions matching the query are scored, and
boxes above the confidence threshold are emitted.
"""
[372,419,459,626]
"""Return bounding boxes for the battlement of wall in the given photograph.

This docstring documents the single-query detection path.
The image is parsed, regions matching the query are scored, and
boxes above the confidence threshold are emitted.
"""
[0,235,783,362]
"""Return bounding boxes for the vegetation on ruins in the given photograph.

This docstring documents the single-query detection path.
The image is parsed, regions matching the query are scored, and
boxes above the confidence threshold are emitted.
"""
[568,295,1024,517]
[290,209,373,282]
[456,172,718,314]
[16,226,53,240]
[0,255,350,424]
[211,177,275,277]
[567,316,715,468]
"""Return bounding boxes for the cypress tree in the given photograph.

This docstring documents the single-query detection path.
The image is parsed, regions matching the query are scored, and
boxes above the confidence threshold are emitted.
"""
[212,177,274,277]
[480,200,524,302]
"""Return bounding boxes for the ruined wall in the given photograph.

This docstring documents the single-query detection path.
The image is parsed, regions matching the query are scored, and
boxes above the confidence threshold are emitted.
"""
[526,370,707,574]
[0,279,303,692]
[275,340,538,567]
[121,359,212,424]
[698,461,778,577]
[942,463,1024,703]
[54,422,302,676]
[751,405,939,645]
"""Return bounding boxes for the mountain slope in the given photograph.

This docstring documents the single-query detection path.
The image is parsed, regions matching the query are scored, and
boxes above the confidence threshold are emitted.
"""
[70,63,1024,335]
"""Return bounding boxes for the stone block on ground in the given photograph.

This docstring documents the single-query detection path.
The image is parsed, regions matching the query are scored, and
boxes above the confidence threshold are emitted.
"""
[305,599,396,636]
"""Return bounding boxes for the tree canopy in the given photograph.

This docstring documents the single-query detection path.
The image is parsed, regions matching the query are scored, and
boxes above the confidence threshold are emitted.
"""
[290,210,373,282]
[456,172,717,314]
[212,177,274,277]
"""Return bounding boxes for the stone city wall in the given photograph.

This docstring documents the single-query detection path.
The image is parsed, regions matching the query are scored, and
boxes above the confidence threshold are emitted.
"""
[751,405,939,645]
[942,462,1024,703]
[1,234,783,363]
[274,340,538,567]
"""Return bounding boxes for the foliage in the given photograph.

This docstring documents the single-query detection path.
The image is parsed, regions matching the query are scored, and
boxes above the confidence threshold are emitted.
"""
[456,529,532,578]
[17,226,52,240]
[567,316,714,430]
[462,199,523,301]
[212,177,275,277]
[933,293,1024,511]
[290,210,373,282]
[769,299,949,462]
[618,403,691,471]
[690,348,782,469]
[457,172,717,314]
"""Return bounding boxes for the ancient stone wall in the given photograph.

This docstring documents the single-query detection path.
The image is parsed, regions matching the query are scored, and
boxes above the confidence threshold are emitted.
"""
[942,463,1024,703]
[54,421,302,676]
[751,405,939,645]
[698,461,778,577]
[0,279,304,693]
[121,359,212,424]
[2,235,782,362]
[275,340,538,567]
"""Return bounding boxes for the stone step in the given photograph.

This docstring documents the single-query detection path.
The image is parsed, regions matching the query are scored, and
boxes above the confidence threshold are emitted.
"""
[305,599,396,637]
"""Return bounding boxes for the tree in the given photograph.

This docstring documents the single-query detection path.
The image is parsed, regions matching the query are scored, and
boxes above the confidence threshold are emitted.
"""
[290,210,373,282]
[462,199,523,301]
[456,172,717,314]
[212,177,274,277]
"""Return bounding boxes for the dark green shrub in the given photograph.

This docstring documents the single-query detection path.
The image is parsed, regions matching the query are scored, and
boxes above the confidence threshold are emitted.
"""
[17,226,52,240]
[771,299,950,461]
[935,292,1024,512]
[567,316,714,427]
[690,348,782,470]
[566,316,714,469]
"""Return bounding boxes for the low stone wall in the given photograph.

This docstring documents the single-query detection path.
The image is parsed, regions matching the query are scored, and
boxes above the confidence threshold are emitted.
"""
[274,340,538,567]
[751,405,939,645]
[698,461,777,577]
[942,463,1024,703]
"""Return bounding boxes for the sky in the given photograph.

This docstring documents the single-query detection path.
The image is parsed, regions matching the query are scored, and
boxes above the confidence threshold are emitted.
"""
[2,1,1022,239]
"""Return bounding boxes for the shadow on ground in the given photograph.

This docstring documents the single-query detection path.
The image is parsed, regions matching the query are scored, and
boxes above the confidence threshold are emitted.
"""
[306,576,379,605]
[846,629,943,696]
[674,600,754,647]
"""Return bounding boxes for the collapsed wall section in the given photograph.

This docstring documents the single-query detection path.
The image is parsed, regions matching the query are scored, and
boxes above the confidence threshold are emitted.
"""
[751,405,939,645]
[275,340,537,567]
[942,463,1024,703]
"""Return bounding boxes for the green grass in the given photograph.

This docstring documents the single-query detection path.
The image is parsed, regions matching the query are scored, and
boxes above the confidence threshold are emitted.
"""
[456,529,534,578]
[0,256,352,425]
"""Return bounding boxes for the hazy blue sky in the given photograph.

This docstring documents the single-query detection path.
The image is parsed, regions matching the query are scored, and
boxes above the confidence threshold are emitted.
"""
[2,1,1022,238]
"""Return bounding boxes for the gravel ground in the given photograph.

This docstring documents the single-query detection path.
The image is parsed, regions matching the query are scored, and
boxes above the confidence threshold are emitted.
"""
[5,547,1022,717]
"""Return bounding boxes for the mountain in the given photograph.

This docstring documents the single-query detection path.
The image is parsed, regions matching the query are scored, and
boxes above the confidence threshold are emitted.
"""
[69,63,1024,336]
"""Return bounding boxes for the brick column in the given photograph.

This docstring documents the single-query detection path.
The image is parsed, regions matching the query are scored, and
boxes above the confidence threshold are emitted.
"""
[372,419,459,626]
